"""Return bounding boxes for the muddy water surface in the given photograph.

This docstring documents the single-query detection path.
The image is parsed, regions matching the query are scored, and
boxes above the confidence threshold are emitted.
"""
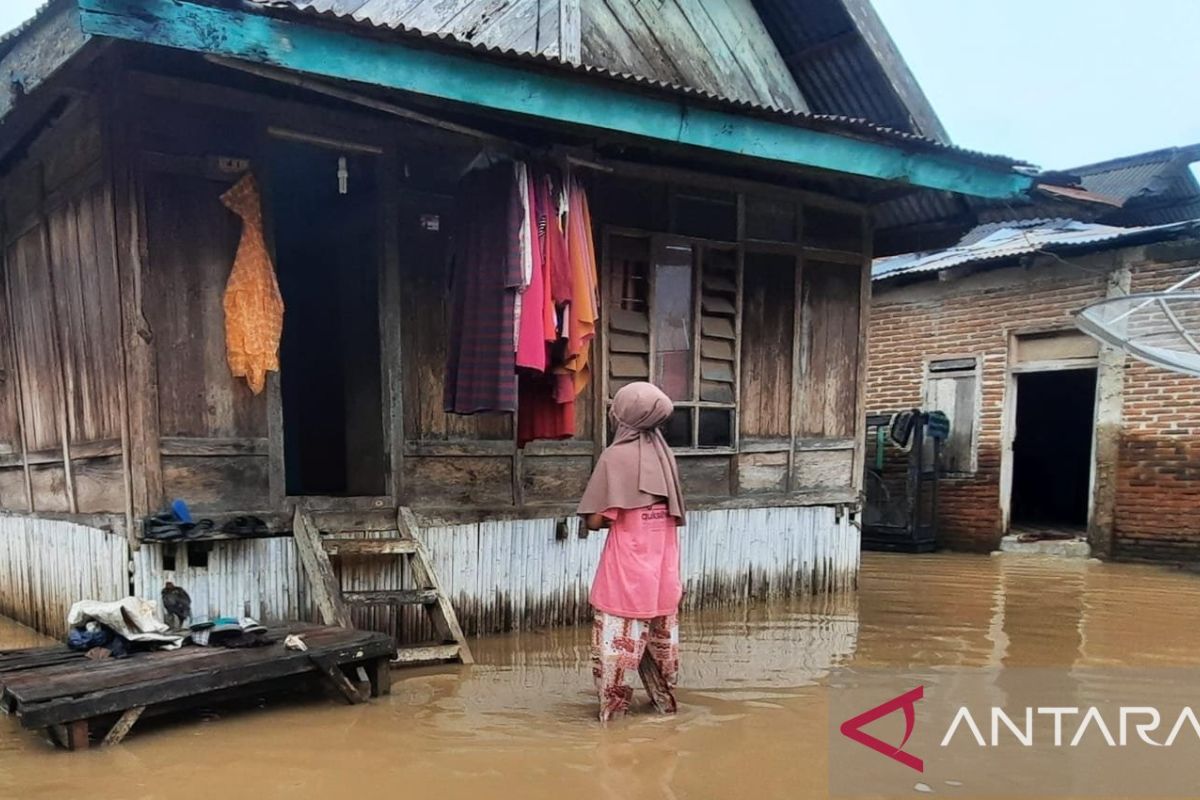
[3,553,1200,799]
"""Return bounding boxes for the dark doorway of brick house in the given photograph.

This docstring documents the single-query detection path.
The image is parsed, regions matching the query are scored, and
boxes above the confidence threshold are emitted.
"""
[1011,368,1097,527]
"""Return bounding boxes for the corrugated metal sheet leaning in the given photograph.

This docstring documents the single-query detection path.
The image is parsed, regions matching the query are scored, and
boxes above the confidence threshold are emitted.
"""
[133,506,859,643]
[0,515,128,636]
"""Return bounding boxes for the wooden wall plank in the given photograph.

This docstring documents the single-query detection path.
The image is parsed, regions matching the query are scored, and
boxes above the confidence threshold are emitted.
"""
[740,251,794,438]
[737,450,788,494]
[521,454,592,503]
[678,456,732,499]
[402,456,514,506]
[796,260,861,439]
[0,243,26,462]
[110,87,164,519]
[6,227,65,453]
[160,454,271,512]
[142,169,266,440]
[46,185,124,446]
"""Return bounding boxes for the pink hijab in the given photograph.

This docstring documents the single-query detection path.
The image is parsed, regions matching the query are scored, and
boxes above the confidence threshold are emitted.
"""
[578,382,686,524]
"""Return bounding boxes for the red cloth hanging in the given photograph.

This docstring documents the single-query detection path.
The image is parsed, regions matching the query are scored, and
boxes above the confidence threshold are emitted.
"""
[517,373,575,448]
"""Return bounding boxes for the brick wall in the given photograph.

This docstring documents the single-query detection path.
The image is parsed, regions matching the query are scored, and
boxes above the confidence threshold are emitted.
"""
[1113,241,1200,560]
[868,238,1200,557]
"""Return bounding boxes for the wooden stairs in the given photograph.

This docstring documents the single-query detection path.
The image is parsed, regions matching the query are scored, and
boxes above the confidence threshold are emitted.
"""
[292,506,473,666]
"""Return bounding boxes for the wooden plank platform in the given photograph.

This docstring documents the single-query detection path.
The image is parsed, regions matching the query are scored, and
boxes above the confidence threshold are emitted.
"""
[0,624,396,749]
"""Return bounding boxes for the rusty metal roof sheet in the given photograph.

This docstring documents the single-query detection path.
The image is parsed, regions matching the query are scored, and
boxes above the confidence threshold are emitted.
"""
[873,218,1200,281]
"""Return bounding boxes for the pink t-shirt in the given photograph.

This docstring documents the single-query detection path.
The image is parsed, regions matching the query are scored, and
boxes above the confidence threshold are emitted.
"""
[589,503,682,619]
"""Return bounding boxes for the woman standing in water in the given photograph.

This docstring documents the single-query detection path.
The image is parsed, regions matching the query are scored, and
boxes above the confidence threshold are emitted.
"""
[578,382,686,722]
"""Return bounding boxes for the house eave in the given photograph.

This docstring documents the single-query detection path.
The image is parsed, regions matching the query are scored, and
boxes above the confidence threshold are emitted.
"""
[71,0,1034,201]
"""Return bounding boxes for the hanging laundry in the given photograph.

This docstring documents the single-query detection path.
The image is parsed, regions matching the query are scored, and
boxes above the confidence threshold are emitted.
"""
[444,163,524,414]
[517,372,575,448]
[513,162,534,351]
[539,173,572,305]
[221,174,284,396]
[564,178,599,396]
[516,169,548,372]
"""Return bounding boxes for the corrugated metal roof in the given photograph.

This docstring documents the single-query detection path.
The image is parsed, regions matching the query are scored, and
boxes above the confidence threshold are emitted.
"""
[873,218,1200,280]
[243,0,1023,168]
[752,0,948,141]
[0,0,55,57]
[1072,145,1200,204]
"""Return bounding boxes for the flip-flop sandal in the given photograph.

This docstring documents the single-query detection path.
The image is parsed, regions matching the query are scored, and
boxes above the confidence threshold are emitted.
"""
[144,517,186,541]
[182,519,215,539]
[221,516,268,536]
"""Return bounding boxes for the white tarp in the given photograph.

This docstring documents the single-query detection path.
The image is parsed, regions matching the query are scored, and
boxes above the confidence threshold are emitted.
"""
[66,597,185,650]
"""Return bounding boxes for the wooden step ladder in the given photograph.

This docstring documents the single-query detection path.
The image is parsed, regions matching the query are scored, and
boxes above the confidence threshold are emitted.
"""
[292,507,473,666]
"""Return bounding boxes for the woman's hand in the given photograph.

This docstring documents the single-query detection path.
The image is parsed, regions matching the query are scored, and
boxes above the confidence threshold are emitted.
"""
[584,513,611,531]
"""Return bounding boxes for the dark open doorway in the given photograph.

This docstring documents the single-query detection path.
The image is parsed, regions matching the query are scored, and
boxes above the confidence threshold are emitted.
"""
[269,139,386,496]
[1011,369,1096,527]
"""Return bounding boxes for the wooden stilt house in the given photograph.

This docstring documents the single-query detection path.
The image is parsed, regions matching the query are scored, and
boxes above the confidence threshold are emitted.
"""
[0,0,1034,637]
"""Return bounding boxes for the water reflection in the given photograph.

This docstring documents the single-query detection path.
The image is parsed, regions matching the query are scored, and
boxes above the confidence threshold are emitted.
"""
[2,553,1200,800]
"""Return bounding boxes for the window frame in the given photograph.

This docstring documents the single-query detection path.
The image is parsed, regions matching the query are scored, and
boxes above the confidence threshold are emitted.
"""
[923,355,982,476]
[601,228,743,454]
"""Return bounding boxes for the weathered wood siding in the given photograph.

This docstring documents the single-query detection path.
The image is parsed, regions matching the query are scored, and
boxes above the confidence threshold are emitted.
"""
[135,99,272,514]
[581,0,807,110]
[130,505,858,641]
[0,515,128,635]
[0,97,130,518]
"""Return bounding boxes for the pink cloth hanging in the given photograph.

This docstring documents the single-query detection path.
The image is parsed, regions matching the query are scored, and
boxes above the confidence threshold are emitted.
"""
[516,171,548,371]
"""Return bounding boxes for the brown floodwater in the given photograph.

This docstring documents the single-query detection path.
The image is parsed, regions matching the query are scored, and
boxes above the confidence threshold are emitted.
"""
[3,552,1200,799]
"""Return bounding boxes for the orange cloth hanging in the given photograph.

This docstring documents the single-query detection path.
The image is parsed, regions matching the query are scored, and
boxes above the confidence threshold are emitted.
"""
[564,179,598,396]
[220,174,284,395]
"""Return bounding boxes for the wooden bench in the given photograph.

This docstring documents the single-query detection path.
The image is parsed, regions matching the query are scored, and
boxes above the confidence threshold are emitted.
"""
[0,624,396,750]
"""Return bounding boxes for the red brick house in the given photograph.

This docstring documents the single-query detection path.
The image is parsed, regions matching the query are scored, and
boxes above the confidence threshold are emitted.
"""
[867,148,1200,559]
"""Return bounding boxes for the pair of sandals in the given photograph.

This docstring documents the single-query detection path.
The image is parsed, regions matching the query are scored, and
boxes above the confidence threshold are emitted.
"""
[143,514,213,541]
[143,513,269,541]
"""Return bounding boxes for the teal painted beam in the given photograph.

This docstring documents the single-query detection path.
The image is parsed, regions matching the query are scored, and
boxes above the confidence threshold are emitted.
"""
[77,0,1033,200]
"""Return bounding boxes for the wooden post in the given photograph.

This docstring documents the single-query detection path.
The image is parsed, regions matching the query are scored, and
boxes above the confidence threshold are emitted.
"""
[109,83,164,521]
[0,211,35,513]
[99,78,139,550]
[65,719,89,751]
[850,214,873,500]
[367,656,392,697]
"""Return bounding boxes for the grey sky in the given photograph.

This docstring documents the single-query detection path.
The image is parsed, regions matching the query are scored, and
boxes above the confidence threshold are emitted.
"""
[1,1,1197,172]
[872,0,1200,170]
